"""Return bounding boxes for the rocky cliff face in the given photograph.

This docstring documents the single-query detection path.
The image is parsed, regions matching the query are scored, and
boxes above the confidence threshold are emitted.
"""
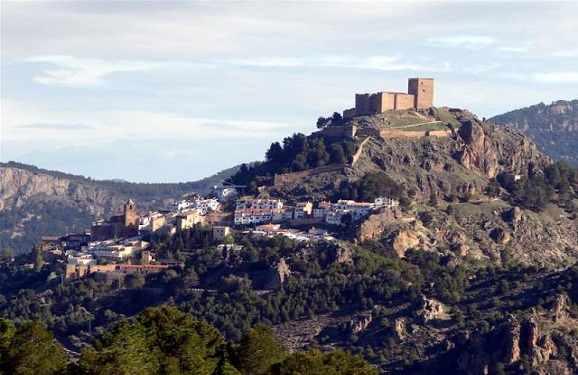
[0,166,119,216]
[0,165,130,254]
[455,294,578,375]
[354,109,550,201]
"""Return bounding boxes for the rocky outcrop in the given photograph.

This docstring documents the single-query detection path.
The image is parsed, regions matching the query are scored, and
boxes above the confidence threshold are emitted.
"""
[392,231,422,257]
[457,119,499,178]
[413,295,445,323]
[265,258,291,290]
[348,314,373,334]
[454,294,578,375]
[357,207,402,242]
[335,244,354,264]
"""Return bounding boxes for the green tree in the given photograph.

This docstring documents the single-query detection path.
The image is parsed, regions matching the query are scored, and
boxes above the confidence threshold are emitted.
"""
[269,349,378,375]
[0,247,14,262]
[34,244,43,272]
[486,178,501,198]
[137,305,225,375]
[235,323,285,375]
[124,273,145,289]
[83,322,159,375]
[3,321,67,375]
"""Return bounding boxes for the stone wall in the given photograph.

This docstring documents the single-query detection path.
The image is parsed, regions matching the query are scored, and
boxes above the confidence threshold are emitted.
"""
[316,124,357,139]
[394,93,415,110]
[379,129,450,138]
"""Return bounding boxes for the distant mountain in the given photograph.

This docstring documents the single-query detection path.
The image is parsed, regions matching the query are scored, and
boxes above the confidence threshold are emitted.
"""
[491,100,578,166]
[0,161,243,254]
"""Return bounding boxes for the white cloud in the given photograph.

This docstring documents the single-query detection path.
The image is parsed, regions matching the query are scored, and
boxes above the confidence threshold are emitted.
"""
[497,46,528,53]
[502,71,578,84]
[157,148,200,161]
[426,35,495,49]
[225,55,451,72]
[531,72,578,83]
[25,55,211,87]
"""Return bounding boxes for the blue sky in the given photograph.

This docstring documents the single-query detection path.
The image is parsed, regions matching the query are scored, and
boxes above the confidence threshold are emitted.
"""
[2,1,577,182]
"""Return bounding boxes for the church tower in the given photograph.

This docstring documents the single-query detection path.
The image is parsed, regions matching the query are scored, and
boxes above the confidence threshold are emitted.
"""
[122,199,139,237]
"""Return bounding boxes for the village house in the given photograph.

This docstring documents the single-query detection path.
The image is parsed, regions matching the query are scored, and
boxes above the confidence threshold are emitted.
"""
[213,226,231,241]
[176,210,204,231]
[294,201,313,219]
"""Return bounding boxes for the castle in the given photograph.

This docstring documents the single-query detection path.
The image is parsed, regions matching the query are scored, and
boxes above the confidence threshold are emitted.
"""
[343,78,434,118]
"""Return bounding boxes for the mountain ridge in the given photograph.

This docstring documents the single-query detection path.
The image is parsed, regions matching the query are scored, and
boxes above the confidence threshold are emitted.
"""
[0,161,242,254]
[490,99,578,166]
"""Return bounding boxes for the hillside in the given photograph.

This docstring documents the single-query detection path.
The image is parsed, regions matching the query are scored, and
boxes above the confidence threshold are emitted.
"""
[233,108,577,270]
[491,100,578,166]
[0,161,241,254]
[1,107,578,374]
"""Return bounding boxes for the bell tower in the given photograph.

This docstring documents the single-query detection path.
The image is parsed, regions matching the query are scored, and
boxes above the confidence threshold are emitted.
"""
[123,199,139,235]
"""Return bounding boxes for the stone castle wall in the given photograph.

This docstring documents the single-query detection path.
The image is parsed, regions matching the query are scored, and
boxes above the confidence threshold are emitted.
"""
[316,124,357,139]
[345,78,434,118]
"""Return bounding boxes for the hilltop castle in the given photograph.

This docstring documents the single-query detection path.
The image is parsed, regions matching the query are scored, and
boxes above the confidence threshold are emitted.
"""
[343,78,434,118]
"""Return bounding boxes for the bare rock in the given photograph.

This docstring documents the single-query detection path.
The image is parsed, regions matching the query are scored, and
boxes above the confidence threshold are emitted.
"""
[265,258,291,290]
[503,315,522,364]
[348,313,372,334]
[503,206,524,223]
[490,227,512,245]
[335,244,354,264]
[414,295,445,323]
[533,335,556,365]
[551,293,571,322]
[451,243,469,257]
[392,230,422,257]
[393,318,406,340]
[357,207,402,242]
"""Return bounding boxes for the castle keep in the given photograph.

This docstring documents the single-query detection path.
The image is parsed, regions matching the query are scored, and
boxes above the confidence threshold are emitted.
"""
[344,78,434,118]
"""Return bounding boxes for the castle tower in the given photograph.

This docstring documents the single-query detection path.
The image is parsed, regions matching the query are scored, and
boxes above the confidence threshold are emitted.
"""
[408,78,434,109]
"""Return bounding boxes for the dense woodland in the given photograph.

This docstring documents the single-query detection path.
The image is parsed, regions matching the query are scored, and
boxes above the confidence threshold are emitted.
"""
[0,305,377,375]
[1,225,577,373]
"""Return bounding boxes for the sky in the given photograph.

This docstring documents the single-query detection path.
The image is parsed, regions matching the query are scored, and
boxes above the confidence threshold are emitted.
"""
[2,1,578,183]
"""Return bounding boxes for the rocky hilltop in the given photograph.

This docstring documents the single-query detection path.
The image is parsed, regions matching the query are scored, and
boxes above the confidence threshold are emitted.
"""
[269,108,550,202]
[491,99,578,166]
[252,108,578,271]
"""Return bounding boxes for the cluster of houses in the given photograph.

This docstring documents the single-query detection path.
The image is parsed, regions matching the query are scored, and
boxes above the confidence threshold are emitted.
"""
[44,197,225,282]
[233,197,398,226]
[40,193,398,283]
